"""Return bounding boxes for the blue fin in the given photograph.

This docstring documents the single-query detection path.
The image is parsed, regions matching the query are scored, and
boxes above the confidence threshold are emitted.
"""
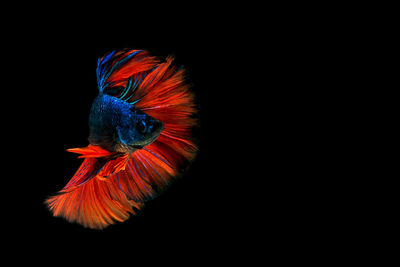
[96,50,142,94]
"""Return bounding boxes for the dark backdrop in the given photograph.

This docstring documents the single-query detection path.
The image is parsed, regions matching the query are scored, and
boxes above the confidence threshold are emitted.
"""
[7,32,254,254]
[3,15,320,263]
[3,6,362,264]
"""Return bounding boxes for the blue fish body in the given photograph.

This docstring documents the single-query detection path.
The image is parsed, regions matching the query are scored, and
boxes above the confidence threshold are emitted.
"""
[88,94,163,152]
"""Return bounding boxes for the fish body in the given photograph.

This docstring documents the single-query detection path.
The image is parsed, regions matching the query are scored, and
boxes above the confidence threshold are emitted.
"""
[46,49,197,229]
[88,94,163,152]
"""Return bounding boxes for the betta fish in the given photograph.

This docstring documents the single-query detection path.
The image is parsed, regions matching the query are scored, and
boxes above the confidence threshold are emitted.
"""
[46,49,197,229]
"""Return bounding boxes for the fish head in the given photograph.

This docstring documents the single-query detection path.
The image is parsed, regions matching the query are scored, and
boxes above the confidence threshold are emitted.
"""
[118,106,164,149]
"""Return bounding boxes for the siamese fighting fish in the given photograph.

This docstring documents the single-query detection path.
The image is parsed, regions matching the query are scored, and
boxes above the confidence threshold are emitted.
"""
[46,49,197,229]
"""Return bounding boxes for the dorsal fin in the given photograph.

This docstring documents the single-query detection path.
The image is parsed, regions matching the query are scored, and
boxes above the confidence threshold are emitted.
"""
[96,49,159,102]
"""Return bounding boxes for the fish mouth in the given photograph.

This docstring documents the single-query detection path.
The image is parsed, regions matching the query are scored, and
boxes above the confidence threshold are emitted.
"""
[132,124,164,149]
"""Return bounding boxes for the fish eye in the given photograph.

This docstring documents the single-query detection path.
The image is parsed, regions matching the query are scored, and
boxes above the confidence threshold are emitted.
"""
[137,120,147,133]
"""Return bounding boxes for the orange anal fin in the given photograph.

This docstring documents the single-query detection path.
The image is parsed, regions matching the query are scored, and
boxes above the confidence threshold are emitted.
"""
[46,177,141,229]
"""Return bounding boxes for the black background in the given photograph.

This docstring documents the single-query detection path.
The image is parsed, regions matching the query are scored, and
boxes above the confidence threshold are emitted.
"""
[6,28,261,258]
[2,5,383,264]
[2,11,349,263]
[1,9,306,261]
